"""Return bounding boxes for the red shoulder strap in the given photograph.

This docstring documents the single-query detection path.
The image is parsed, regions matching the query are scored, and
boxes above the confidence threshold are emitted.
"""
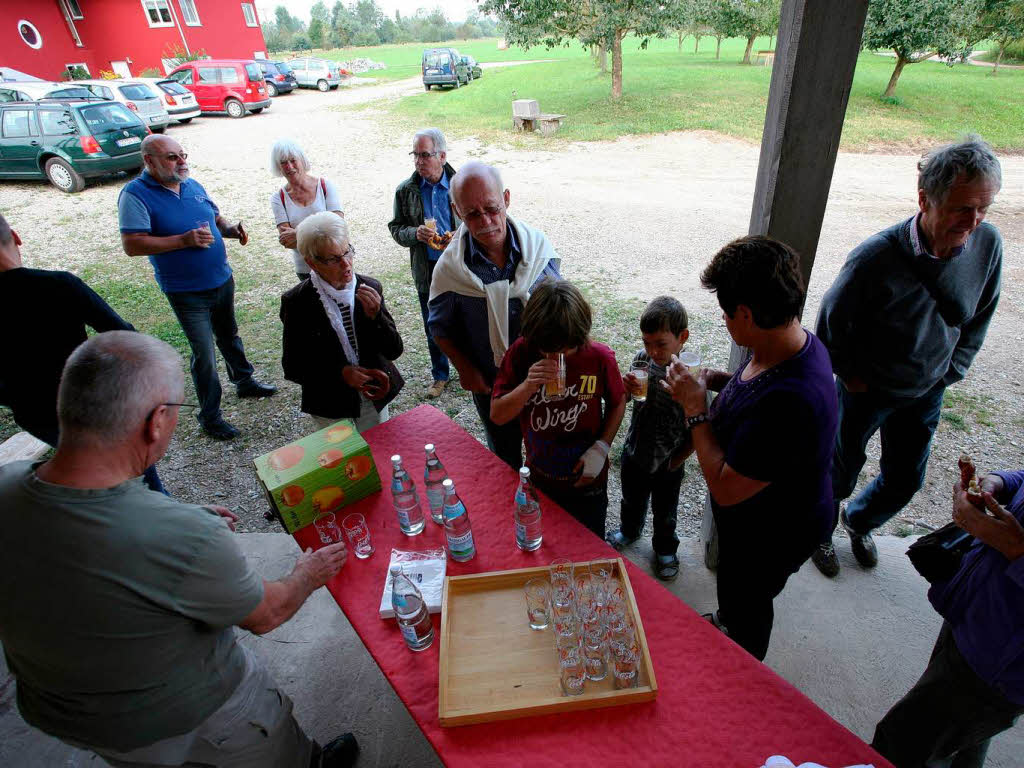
[320,177,327,197]
[279,188,291,226]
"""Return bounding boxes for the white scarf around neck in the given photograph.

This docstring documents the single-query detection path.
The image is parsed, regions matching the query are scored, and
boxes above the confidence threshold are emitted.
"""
[309,271,358,365]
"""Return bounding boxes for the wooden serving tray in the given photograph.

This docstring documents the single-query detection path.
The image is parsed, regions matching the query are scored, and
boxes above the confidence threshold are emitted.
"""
[438,558,657,726]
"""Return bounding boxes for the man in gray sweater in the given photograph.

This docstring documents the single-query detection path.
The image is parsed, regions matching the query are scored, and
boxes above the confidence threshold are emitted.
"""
[812,137,1002,576]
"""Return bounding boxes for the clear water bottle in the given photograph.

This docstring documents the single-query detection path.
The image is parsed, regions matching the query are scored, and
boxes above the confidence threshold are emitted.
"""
[391,454,425,536]
[514,466,543,551]
[442,478,476,562]
[423,443,448,525]
[390,565,434,651]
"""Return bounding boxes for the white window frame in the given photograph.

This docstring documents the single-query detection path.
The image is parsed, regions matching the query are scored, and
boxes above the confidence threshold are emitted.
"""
[17,19,44,49]
[64,0,85,20]
[241,3,257,27]
[141,0,175,28]
[178,0,200,26]
[65,62,91,76]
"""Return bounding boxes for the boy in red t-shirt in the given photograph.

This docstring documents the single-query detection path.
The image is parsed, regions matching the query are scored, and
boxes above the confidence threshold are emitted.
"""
[491,280,626,538]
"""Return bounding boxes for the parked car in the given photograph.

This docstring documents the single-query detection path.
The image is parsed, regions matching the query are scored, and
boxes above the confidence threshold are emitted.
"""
[0,99,147,193]
[133,78,201,124]
[460,55,483,80]
[422,48,471,90]
[166,59,270,118]
[285,58,344,91]
[0,82,99,102]
[257,60,298,97]
[75,79,170,133]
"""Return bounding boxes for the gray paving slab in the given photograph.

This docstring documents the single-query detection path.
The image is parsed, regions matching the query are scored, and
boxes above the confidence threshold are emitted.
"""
[2,533,1020,767]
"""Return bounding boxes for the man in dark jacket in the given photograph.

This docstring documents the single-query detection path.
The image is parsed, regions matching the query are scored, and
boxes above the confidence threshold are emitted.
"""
[282,212,403,432]
[387,127,460,399]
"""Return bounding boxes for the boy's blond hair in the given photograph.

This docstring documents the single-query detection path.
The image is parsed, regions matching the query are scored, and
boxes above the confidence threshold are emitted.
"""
[520,279,591,353]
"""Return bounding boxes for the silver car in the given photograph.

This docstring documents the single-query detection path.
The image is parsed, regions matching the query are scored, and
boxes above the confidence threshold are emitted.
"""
[285,58,343,92]
[76,80,171,132]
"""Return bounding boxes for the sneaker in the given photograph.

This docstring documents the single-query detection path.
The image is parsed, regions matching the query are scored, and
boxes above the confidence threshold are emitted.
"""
[811,542,840,578]
[605,529,638,551]
[841,510,878,568]
[237,380,277,398]
[426,379,447,398]
[202,417,240,440]
[318,732,359,768]
[654,554,680,582]
[701,611,729,636]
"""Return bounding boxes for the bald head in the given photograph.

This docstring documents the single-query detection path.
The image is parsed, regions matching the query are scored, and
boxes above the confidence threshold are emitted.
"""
[451,161,504,209]
[142,134,189,185]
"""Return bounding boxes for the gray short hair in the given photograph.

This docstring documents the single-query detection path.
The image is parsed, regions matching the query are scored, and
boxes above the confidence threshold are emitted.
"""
[58,332,183,444]
[270,138,311,177]
[296,211,350,263]
[451,161,504,208]
[413,128,447,155]
[918,136,1002,205]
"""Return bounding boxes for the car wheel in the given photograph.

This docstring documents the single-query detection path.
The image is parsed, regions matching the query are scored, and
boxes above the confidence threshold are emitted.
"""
[424,83,431,91]
[267,83,278,97]
[44,157,85,193]
[317,79,329,92]
[178,118,193,124]
[252,108,264,114]
[454,78,460,89]
[152,126,166,134]
[225,99,245,118]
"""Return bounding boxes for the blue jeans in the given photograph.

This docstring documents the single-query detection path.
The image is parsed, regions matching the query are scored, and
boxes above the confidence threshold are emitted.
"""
[165,277,254,427]
[417,290,449,382]
[829,379,945,537]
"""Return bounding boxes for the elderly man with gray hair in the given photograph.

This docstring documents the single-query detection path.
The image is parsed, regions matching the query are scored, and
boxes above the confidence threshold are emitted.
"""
[388,127,460,399]
[812,136,1003,577]
[0,331,358,767]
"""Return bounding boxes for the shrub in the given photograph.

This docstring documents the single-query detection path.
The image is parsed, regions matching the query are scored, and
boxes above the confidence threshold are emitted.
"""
[139,67,162,78]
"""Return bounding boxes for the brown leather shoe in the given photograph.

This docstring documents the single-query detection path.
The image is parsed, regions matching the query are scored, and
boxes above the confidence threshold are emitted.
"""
[426,380,447,398]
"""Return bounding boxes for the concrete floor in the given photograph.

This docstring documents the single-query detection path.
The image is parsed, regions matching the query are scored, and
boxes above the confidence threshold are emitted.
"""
[2,533,1020,768]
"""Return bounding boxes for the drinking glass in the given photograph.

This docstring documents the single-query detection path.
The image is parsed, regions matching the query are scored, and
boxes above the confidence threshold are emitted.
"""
[559,644,586,696]
[341,513,374,558]
[553,606,577,640]
[195,219,212,248]
[680,350,702,376]
[591,560,614,604]
[545,352,567,399]
[583,634,608,681]
[523,578,550,631]
[313,512,343,545]
[612,642,641,690]
[630,360,650,402]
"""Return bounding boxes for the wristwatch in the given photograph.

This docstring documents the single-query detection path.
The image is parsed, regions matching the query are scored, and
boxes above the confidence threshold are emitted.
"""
[685,412,709,429]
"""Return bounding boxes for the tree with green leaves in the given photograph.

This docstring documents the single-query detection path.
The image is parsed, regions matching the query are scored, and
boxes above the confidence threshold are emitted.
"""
[974,0,1024,74]
[862,0,982,98]
[482,0,676,99]
[275,5,302,34]
[709,0,779,64]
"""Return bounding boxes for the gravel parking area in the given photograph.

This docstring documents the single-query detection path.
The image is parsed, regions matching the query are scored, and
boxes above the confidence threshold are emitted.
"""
[2,78,1021,550]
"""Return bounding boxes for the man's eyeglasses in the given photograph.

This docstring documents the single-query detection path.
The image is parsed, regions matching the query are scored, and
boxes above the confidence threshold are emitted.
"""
[162,152,188,162]
[316,244,356,265]
[409,151,438,160]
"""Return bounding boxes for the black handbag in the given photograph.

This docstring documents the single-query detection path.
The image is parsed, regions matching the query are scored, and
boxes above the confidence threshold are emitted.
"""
[906,522,975,583]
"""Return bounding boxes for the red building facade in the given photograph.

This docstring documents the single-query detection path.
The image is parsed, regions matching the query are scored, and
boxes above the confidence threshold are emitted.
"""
[2,0,268,81]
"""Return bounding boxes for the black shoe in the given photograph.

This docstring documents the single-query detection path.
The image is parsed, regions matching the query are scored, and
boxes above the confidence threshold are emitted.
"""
[654,554,680,581]
[605,529,638,551]
[237,380,277,398]
[841,510,878,568]
[202,417,240,440]
[320,732,359,768]
[701,611,729,636]
[811,542,840,578]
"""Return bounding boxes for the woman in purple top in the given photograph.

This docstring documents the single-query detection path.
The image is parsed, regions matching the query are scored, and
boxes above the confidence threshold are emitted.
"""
[664,236,839,661]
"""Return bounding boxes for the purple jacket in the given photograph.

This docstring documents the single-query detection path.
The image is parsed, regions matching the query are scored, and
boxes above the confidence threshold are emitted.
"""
[928,470,1024,705]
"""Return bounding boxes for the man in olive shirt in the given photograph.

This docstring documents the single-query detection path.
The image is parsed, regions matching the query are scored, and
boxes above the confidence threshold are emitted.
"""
[0,332,357,767]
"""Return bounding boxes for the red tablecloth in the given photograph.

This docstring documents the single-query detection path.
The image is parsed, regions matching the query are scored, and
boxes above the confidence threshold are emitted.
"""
[293,405,890,768]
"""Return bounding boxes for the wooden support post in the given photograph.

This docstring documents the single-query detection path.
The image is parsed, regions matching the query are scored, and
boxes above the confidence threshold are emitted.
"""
[705,0,870,568]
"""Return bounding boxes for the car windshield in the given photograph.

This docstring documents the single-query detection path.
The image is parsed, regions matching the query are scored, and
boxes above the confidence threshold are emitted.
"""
[79,102,140,133]
[245,63,262,81]
[45,87,93,99]
[157,80,190,95]
[425,54,449,69]
[119,84,156,100]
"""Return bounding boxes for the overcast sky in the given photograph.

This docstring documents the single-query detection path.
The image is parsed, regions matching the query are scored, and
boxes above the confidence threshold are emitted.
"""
[256,1,485,25]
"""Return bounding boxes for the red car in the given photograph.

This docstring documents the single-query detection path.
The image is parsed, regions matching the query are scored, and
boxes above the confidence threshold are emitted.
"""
[166,59,270,118]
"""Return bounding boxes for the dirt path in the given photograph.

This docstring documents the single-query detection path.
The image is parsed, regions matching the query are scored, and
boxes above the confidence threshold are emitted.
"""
[3,84,1020,537]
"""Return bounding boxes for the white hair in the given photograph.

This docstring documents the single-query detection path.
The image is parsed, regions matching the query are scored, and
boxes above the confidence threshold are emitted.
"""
[270,138,311,177]
[451,160,504,207]
[296,211,350,263]
[58,332,183,444]
[413,127,447,155]
[918,135,1002,205]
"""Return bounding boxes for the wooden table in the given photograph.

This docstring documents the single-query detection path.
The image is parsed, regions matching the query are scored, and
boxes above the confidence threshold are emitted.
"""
[293,405,890,768]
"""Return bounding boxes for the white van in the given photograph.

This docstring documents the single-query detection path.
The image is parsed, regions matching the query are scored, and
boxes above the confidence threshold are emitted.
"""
[75,80,171,132]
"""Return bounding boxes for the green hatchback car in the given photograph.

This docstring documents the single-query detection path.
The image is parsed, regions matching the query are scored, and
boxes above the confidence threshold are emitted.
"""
[0,99,148,193]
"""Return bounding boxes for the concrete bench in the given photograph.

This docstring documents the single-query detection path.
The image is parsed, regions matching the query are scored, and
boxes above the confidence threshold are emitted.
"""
[0,431,49,466]
[756,50,776,67]
[513,113,567,136]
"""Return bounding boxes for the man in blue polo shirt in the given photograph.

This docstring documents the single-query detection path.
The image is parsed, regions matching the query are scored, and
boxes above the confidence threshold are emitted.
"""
[118,135,275,440]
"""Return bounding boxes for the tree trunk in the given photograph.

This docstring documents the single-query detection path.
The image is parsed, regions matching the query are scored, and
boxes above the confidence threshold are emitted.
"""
[883,55,907,98]
[611,31,623,100]
[598,42,607,73]
[742,34,756,64]
[992,44,1004,76]
[716,36,722,60]
[769,35,774,50]
[678,31,683,52]
[694,34,701,53]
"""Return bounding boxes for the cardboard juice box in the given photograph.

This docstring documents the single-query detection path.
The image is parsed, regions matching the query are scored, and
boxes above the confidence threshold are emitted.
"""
[254,419,381,534]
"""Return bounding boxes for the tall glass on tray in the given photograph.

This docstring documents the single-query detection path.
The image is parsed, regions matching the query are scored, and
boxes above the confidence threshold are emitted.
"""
[390,565,434,651]
[514,466,542,551]
[441,478,476,562]
[423,443,448,525]
[390,454,425,535]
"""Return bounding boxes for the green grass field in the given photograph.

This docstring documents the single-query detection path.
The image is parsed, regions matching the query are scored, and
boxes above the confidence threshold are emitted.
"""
[322,35,1023,151]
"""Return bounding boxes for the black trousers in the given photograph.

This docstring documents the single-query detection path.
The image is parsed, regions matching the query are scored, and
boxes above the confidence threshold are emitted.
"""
[872,622,1023,768]
[618,453,683,556]
[534,475,609,541]
[471,391,523,471]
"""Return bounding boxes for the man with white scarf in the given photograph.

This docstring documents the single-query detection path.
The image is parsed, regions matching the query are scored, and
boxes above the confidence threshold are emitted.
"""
[428,161,561,469]
[280,212,404,432]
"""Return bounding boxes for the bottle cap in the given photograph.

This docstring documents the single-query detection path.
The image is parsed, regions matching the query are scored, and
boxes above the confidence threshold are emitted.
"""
[519,466,530,478]
[424,443,434,452]
[389,564,402,575]
[391,454,401,465]
[442,478,453,489]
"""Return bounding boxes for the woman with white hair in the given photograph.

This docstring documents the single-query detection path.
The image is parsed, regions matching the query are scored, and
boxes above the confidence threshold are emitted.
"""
[280,212,404,432]
[269,139,344,280]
